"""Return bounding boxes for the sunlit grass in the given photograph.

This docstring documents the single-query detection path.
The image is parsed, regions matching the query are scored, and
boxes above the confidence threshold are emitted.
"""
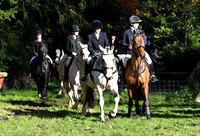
[0,82,199,135]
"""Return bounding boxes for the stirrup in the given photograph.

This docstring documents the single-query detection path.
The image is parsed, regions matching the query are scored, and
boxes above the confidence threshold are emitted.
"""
[150,74,159,82]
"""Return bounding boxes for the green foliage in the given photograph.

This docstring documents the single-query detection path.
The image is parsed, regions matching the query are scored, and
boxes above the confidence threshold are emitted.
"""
[162,46,200,71]
[165,85,200,105]
[0,0,200,87]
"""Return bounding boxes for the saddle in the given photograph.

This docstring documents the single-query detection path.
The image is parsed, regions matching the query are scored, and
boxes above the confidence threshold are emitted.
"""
[80,56,98,82]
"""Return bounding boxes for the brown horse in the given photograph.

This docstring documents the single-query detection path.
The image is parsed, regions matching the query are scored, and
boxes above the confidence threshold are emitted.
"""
[125,30,151,119]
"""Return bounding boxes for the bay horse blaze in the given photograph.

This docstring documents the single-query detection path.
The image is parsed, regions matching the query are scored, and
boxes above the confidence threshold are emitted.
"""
[125,30,151,119]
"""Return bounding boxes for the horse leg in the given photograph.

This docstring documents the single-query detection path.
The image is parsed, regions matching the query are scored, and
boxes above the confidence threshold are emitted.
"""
[67,82,75,108]
[127,87,133,118]
[58,81,63,95]
[144,84,151,119]
[142,101,146,115]
[135,98,141,115]
[144,96,151,119]
[36,81,42,98]
[72,84,79,109]
[86,87,94,113]
[97,85,105,122]
[81,84,88,116]
[62,81,68,98]
[109,85,120,119]
[43,81,48,99]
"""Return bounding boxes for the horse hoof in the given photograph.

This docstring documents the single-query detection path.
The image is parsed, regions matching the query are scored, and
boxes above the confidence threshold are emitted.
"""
[127,114,132,118]
[147,115,151,120]
[108,111,116,120]
[72,103,79,109]
[82,108,87,116]
[58,91,62,95]
[88,108,93,114]
[136,110,141,115]
[38,94,42,98]
[101,119,106,123]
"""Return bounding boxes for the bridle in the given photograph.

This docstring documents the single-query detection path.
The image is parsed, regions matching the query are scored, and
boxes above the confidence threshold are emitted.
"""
[93,54,117,86]
[38,44,48,61]
[130,35,146,78]
[75,46,88,70]
[133,35,145,58]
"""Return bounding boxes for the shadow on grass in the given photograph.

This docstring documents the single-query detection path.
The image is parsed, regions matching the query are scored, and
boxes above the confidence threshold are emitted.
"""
[8,108,81,119]
[150,103,200,118]
[4,100,52,107]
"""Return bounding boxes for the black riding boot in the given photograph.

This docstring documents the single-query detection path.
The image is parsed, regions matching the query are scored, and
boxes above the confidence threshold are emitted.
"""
[148,63,159,82]
[80,61,88,82]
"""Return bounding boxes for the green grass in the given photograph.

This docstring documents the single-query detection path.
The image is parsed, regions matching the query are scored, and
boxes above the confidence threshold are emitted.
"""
[0,82,200,136]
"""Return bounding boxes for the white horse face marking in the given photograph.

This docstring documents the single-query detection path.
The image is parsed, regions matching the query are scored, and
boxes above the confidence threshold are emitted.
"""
[80,43,90,60]
[102,53,115,79]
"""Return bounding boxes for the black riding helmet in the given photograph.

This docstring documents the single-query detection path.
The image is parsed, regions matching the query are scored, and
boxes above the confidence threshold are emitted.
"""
[71,24,80,32]
[129,15,142,23]
[36,30,42,36]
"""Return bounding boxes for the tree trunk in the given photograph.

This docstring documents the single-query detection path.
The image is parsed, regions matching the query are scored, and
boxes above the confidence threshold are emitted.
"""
[184,14,188,46]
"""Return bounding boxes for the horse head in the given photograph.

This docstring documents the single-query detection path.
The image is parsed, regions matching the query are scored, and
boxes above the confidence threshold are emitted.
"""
[99,45,116,79]
[38,42,48,60]
[132,30,145,59]
[80,43,90,60]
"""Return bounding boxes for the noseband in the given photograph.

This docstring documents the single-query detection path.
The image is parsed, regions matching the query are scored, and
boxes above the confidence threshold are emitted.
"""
[133,36,145,58]
[130,35,146,78]
[93,54,117,86]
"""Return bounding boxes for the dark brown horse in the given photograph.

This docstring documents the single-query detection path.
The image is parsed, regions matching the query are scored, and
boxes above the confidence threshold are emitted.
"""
[125,30,151,119]
[30,41,50,98]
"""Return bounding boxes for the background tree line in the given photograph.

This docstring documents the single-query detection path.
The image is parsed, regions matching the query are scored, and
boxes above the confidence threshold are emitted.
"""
[0,0,199,88]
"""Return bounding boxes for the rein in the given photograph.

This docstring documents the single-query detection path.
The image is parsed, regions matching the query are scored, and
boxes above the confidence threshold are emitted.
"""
[75,47,88,70]
[92,54,117,87]
[130,35,147,86]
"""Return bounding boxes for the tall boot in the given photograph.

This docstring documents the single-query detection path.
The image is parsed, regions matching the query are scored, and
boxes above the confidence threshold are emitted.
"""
[148,62,159,82]
[80,62,88,82]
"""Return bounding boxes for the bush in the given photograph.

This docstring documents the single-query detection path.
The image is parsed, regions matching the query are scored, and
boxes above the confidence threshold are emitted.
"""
[165,85,200,105]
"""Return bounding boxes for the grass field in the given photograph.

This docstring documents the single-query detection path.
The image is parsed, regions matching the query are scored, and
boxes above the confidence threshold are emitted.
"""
[0,82,200,136]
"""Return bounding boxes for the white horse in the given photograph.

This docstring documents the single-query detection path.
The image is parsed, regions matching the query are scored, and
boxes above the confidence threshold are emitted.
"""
[55,49,65,95]
[67,44,90,108]
[57,44,90,108]
[80,46,120,122]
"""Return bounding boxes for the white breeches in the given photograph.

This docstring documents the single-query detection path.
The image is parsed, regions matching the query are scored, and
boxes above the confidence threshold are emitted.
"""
[30,55,53,64]
[145,52,152,65]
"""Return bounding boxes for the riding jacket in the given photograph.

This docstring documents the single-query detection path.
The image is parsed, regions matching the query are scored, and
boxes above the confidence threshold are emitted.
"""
[88,32,110,55]
[33,40,48,56]
[65,35,84,56]
[122,28,147,54]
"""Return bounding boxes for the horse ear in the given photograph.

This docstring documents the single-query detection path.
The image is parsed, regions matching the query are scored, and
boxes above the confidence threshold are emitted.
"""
[111,45,114,52]
[99,45,106,53]
[140,30,144,36]
[80,42,83,48]
[80,42,88,49]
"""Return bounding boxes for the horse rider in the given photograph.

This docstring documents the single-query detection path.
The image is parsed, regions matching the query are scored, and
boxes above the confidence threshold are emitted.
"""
[122,15,159,82]
[62,24,84,78]
[81,20,111,82]
[30,30,53,64]
[65,24,84,58]
[109,33,120,55]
